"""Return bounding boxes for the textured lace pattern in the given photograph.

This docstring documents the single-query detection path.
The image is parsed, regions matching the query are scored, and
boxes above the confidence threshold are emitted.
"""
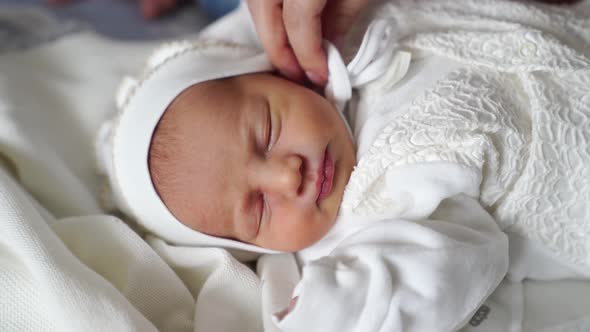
[407,30,589,73]
[342,69,530,216]
[386,0,590,54]
[499,70,590,267]
[343,0,590,267]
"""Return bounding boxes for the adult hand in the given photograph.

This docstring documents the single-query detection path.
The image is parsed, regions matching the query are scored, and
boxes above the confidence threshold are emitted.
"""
[247,0,369,86]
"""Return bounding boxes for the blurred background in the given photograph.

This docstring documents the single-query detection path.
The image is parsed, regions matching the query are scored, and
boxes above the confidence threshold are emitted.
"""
[1,0,586,43]
[0,0,241,40]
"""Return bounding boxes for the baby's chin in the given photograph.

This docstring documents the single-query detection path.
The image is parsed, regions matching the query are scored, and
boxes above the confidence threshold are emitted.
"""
[265,170,354,252]
[259,236,326,253]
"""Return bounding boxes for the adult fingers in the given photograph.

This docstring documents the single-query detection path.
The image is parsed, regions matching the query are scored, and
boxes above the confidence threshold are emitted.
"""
[247,0,305,81]
[283,0,328,86]
[322,0,370,42]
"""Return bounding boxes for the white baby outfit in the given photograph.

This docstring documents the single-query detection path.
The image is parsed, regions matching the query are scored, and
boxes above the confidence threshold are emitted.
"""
[220,1,590,331]
[96,1,590,331]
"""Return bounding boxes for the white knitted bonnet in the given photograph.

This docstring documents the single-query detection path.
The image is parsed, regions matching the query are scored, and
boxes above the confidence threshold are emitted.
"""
[104,40,277,254]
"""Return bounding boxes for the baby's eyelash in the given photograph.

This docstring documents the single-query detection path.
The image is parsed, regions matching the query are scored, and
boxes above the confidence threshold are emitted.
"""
[265,101,275,153]
[265,110,272,151]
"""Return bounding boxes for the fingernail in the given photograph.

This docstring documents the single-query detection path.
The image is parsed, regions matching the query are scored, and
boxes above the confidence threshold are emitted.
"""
[305,71,326,86]
[280,57,304,81]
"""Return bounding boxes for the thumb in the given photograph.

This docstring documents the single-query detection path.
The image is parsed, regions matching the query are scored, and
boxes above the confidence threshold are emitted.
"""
[283,0,329,85]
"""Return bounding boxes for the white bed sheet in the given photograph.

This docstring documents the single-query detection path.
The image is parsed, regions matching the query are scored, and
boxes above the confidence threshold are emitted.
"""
[0,8,265,331]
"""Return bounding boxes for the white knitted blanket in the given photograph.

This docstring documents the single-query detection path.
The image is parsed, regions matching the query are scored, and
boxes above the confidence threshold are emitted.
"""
[0,9,263,331]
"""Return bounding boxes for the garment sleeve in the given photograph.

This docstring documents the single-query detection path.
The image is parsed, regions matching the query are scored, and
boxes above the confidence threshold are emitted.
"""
[276,194,508,332]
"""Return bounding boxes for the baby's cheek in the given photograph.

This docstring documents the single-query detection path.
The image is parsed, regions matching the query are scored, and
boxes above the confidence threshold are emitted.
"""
[292,214,331,248]
[235,216,259,242]
[259,217,308,251]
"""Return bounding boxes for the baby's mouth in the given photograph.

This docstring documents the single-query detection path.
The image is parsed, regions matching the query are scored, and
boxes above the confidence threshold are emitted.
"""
[316,147,335,204]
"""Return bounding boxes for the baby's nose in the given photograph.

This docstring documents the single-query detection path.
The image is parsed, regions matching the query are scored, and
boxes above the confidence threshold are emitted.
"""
[264,155,303,198]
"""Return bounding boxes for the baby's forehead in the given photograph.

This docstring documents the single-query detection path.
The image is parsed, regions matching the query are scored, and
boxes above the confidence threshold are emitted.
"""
[173,78,238,108]
[150,119,242,239]
[163,79,242,130]
[169,72,276,113]
[151,78,249,217]
[160,86,243,159]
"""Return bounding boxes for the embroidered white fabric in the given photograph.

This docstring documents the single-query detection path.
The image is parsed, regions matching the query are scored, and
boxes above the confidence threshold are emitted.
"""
[340,0,590,271]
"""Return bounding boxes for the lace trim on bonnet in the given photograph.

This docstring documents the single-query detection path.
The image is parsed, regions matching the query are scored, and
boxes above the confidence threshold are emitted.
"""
[117,39,259,110]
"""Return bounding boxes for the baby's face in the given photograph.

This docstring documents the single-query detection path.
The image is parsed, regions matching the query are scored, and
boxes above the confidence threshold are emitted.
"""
[152,73,355,251]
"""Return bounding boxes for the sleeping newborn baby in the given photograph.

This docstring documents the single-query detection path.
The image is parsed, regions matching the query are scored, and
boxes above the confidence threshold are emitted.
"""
[98,1,590,331]
[101,38,359,255]
[148,71,355,252]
